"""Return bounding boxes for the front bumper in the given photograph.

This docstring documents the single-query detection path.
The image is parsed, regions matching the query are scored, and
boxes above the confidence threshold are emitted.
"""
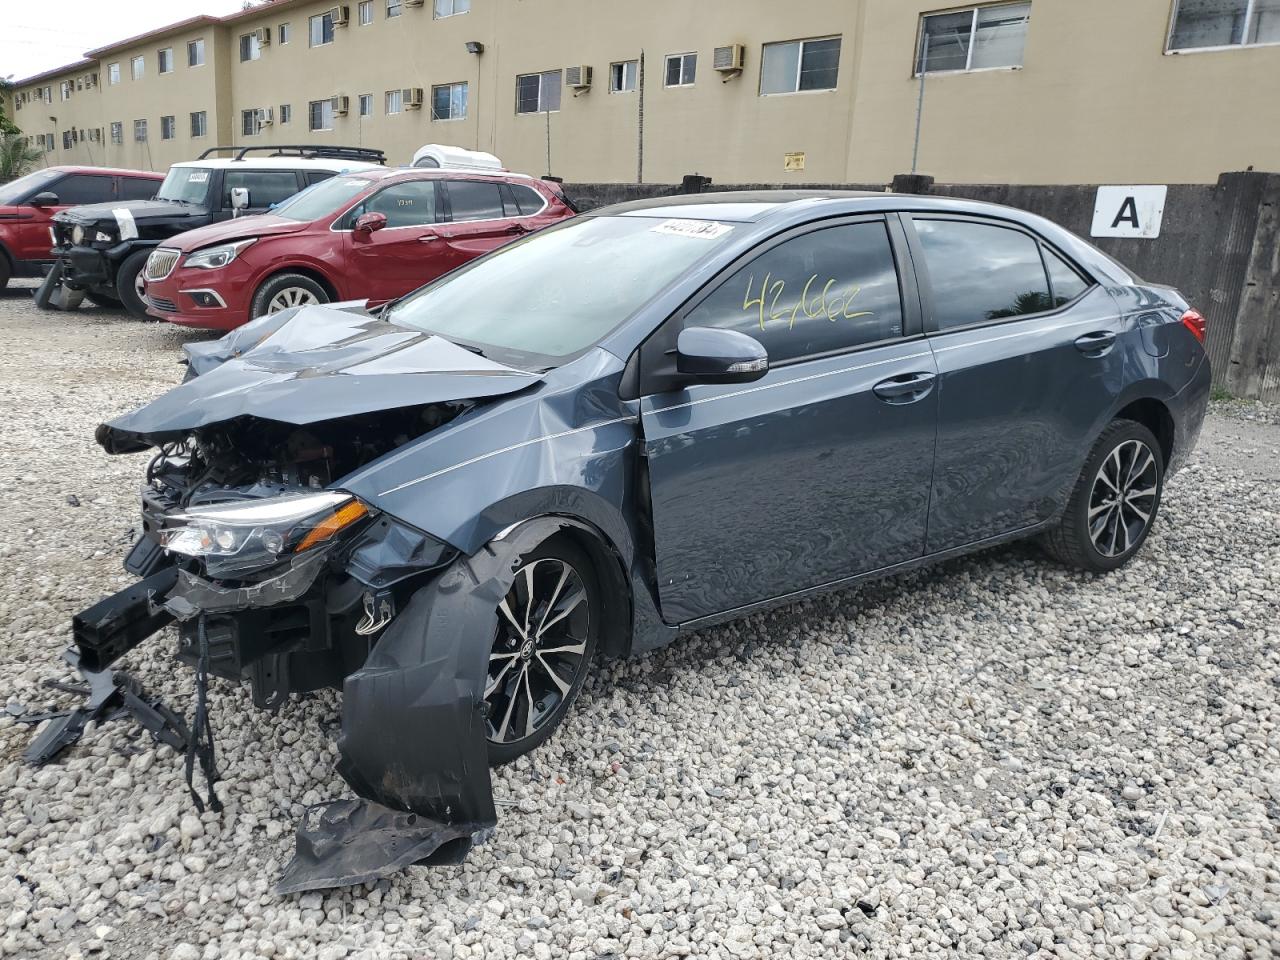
[145,261,253,330]
[54,241,130,288]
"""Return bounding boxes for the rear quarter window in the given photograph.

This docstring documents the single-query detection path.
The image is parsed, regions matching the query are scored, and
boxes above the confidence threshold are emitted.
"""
[119,177,158,201]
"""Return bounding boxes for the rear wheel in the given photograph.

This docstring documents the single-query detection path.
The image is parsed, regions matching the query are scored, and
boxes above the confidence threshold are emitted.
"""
[116,250,153,318]
[485,538,599,766]
[1043,420,1164,573]
[249,273,329,319]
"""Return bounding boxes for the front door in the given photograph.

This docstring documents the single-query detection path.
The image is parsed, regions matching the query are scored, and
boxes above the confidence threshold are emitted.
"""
[639,217,939,623]
[904,215,1126,552]
[345,179,445,300]
[14,172,117,263]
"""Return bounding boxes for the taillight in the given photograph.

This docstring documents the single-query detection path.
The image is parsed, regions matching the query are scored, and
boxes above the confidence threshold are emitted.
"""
[1180,309,1206,344]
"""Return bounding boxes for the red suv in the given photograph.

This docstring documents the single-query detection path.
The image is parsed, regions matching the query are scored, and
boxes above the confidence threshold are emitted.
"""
[0,166,163,295]
[141,168,575,329]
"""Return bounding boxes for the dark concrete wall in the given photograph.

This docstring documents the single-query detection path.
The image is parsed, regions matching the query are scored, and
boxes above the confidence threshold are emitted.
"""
[563,173,1280,401]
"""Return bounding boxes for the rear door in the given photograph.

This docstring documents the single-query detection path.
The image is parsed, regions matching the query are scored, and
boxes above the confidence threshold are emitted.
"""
[342,179,445,300]
[428,178,531,276]
[903,214,1122,552]
[219,169,305,218]
[638,215,939,623]
[14,172,116,262]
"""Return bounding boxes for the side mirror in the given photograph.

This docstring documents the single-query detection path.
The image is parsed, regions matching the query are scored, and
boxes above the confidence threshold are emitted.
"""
[354,211,388,235]
[29,192,59,208]
[676,327,769,384]
[229,187,250,214]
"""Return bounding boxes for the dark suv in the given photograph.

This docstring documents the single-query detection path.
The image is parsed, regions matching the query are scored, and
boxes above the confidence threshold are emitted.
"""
[40,145,384,317]
[0,166,163,295]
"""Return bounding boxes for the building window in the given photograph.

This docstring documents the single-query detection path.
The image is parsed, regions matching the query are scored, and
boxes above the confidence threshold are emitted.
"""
[242,109,262,136]
[240,33,262,61]
[387,0,402,17]
[664,52,697,87]
[279,22,292,44]
[434,0,470,17]
[131,56,145,80]
[107,62,121,84]
[610,60,638,92]
[280,103,293,124]
[158,47,174,74]
[134,119,148,142]
[359,1,374,24]
[760,37,841,94]
[110,121,123,144]
[385,89,403,114]
[515,69,562,113]
[431,81,468,119]
[1169,0,1280,49]
[309,12,336,46]
[915,3,1031,74]
[60,81,71,101]
[309,98,335,130]
[359,93,373,116]
[62,131,73,150]
[161,115,176,140]
[191,111,207,138]
[188,39,205,67]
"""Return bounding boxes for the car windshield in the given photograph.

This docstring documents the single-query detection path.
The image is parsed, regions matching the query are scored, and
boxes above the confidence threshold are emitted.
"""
[272,175,374,222]
[0,168,61,206]
[387,214,739,366]
[156,166,213,204]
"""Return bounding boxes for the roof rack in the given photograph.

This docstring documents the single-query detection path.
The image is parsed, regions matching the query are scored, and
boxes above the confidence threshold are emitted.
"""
[194,144,387,164]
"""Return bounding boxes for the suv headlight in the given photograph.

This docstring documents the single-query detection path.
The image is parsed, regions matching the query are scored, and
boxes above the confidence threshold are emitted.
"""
[184,238,257,270]
[160,491,368,576]
[71,225,86,246]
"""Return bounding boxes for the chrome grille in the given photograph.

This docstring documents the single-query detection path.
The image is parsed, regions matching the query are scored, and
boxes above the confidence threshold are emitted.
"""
[145,248,181,281]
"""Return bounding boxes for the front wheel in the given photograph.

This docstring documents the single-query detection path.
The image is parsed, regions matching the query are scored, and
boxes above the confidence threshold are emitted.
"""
[249,272,329,319]
[1043,419,1164,573]
[485,538,599,766]
[116,250,154,318]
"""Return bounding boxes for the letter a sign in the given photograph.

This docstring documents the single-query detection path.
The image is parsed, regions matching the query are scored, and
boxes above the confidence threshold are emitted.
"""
[1091,185,1167,239]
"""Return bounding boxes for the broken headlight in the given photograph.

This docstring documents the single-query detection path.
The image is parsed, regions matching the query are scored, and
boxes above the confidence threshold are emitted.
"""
[184,238,256,270]
[160,491,369,576]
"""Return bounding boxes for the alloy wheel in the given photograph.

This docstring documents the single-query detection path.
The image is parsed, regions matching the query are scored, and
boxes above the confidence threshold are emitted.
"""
[1087,439,1158,558]
[267,287,320,313]
[485,558,590,747]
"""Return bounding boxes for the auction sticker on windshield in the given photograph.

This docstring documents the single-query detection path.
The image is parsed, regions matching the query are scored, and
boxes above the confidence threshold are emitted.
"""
[650,219,734,240]
[188,171,210,183]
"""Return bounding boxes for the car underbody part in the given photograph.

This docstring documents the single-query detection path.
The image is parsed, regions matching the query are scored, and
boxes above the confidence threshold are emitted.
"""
[19,647,190,766]
[185,615,223,813]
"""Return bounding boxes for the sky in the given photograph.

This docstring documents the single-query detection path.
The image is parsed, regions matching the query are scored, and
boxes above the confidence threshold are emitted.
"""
[2,0,256,82]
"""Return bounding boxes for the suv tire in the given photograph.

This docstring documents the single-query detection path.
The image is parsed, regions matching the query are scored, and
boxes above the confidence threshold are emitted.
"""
[250,273,329,319]
[117,250,154,319]
[1043,419,1164,573]
[0,254,10,292]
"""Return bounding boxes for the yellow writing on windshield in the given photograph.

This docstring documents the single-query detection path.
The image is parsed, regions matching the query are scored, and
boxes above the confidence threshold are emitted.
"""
[742,273,873,330]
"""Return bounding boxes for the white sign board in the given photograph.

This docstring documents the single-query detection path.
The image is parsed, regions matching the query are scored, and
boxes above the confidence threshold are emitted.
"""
[1091,185,1167,239]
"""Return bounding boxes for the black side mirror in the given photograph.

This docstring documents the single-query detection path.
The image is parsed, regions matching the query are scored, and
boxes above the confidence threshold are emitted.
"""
[29,192,59,208]
[676,327,769,384]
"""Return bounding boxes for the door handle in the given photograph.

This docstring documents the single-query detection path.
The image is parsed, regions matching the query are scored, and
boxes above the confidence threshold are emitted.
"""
[1074,331,1116,353]
[873,371,936,402]
[505,224,528,235]
[417,234,440,243]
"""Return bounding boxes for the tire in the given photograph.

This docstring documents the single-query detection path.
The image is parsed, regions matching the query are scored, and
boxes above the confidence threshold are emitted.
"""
[85,287,124,309]
[249,272,329,319]
[116,249,154,319]
[1043,419,1164,573]
[485,537,600,766]
[0,255,10,292]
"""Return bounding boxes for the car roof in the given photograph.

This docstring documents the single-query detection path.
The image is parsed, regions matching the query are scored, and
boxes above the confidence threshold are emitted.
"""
[602,190,885,222]
[46,165,165,178]
[170,158,384,173]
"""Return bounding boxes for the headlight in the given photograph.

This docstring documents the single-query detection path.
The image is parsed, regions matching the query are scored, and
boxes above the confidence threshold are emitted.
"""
[71,225,85,246]
[184,238,257,270]
[160,491,368,576]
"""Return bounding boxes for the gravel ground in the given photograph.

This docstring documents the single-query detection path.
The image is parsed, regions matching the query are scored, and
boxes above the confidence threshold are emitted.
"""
[0,281,1277,960]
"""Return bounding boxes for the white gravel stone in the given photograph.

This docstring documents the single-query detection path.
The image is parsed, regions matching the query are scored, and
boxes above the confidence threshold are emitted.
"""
[0,287,1278,958]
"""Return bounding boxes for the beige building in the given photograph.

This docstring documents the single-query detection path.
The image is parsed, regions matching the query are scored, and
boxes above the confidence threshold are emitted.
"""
[11,0,1280,185]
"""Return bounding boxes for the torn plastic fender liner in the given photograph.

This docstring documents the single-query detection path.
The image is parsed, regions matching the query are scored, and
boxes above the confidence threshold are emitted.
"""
[283,518,589,892]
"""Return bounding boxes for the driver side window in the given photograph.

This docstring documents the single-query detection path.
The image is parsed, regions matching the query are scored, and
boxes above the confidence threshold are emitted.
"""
[683,221,905,364]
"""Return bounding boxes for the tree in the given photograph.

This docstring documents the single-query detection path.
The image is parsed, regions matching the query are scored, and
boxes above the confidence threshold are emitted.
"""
[0,77,19,137]
[0,134,42,182]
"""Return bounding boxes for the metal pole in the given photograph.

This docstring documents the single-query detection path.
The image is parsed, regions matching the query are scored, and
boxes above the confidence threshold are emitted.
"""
[544,105,551,177]
[637,50,645,184]
[911,47,926,174]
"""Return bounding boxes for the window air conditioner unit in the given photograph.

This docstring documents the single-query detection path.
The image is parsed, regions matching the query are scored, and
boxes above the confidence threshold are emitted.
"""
[332,5,350,26]
[405,0,425,6]
[331,94,350,115]
[403,87,424,109]
[258,106,274,125]
[714,44,746,72]
[565,65,593,89]
[255,26,271,45]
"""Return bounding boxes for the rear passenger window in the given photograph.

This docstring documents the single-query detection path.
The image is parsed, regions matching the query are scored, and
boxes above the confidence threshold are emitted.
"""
[305,171,336,186]
[683,221,905,364]
[448,180,504,221]
[53,174,116,204]
[1044,247,1089,305]
[510,184,546,216]
[914,219,1052,329]
[119,177,158,201]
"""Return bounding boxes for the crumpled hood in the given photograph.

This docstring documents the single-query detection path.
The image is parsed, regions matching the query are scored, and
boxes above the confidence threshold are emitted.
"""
[54,198,202,226]
[97,304,543,452]
[165,214,309,252]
